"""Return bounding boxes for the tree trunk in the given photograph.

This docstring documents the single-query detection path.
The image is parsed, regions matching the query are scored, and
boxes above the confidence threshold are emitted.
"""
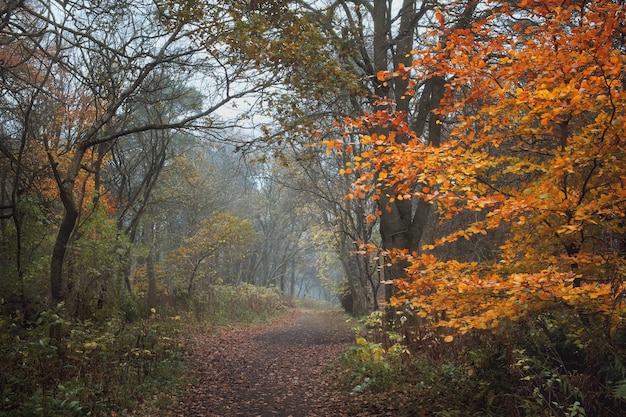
[48,146,85,307]
[289,258,296,297]
[146,250,158,309]
[49,209,78,338]
[340,243,370,316]
[371,0,447,318]
[50,206,79,305]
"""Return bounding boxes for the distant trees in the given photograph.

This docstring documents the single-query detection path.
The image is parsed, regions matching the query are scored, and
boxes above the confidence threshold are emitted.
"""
[227,0,458,314]
[236,163,335,299]
[0,0,271,316]
[166,212,255,295]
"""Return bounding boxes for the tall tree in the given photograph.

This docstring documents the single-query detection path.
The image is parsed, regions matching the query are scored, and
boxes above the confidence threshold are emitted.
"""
[352,0,626,332]
[1,0,270,310]
[273,1,480,310]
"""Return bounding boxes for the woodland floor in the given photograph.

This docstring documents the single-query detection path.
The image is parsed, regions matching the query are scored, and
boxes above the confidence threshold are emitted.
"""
[150,309,402,417]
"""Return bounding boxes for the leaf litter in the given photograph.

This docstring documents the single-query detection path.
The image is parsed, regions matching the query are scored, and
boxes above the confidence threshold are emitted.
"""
[141,309,399,417]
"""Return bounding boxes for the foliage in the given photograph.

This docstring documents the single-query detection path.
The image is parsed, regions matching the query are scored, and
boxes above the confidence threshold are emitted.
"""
[330,0,626,336]
[341,311,407,393]
[0,193,55,309]
[66,203,131,318]
[185,283,293,323]
[340,308,626,416]
[506,310,626,417]
[0,304,185,416]
[342,336,405,394]
[164,212,256,293]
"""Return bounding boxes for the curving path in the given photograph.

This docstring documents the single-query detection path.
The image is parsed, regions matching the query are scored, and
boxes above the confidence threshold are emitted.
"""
[167,309,378,417]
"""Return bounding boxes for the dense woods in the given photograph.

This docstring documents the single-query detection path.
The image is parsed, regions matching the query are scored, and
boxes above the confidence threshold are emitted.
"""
[1,0,625,416]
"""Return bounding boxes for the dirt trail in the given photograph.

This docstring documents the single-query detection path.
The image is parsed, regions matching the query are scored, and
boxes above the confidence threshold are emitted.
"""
[165,309,386,417]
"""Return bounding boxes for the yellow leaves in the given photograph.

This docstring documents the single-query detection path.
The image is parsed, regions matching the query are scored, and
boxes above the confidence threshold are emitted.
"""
[320,138,345,153]
[83,341,99,350]
[559,281,613,305]
[355,336,368,346]
[392,247,621,332]
[534,89,554,100]
[503,158,544,176]
[587,287,609,300]
[556,224,582,235]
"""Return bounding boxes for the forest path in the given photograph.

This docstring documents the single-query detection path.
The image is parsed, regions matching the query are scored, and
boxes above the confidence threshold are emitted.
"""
[163,309,392,417]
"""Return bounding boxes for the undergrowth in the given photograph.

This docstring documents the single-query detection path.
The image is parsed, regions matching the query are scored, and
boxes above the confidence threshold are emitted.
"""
[0,284,291,416]
[340,308,626,417]
[190,284,293,323]
[0,303,184,417]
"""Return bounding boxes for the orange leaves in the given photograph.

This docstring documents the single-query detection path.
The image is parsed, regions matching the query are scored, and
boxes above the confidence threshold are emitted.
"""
[312,0,626,337]
[325,0,626,334]
[434,8,445,27]
[399,255,617,332]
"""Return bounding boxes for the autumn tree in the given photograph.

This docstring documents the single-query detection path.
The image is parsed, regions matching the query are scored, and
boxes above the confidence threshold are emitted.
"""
[166,212,256,296]
[218,0,498,314]
[328,1,485,302]
[342,0,626,334]
[0,0,273,315]
[121,143,253,306]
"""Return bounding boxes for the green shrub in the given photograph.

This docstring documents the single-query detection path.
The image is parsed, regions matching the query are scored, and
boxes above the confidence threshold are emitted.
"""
[340,312,408,393]
[188,283,292,323]
[342,335,405,393]
[0,304,185,416]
